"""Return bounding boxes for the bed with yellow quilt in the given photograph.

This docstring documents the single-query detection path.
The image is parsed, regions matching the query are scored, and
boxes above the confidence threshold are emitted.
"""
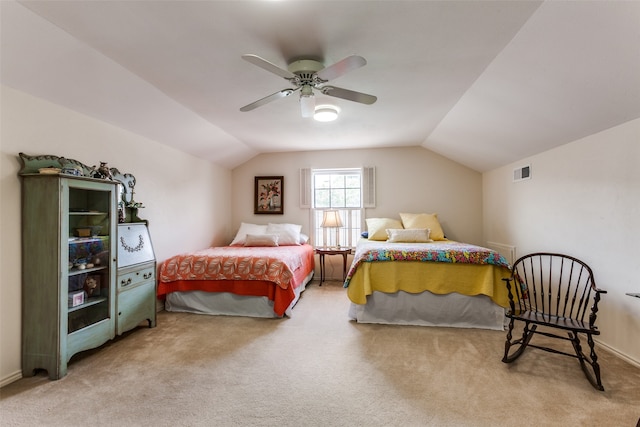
[344,215,512,330]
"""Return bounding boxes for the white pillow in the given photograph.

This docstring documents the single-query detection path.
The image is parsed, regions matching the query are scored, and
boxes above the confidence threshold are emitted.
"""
[299,233,310,244]
[244,234,279,247]
[266,223,302,246]
[230,223,268,246]
[386,228,432,243]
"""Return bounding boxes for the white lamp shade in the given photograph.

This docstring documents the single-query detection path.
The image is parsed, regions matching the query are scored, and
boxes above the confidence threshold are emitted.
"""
[300,93,315,118]
[321,210,343,228]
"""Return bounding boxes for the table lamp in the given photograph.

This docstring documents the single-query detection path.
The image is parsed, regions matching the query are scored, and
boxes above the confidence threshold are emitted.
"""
[321,210,343,248]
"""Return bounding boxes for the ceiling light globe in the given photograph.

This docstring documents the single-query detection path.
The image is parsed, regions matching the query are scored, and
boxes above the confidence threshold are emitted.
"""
[314,107,339,122]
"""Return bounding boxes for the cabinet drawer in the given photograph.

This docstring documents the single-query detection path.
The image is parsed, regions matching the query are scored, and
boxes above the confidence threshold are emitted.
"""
[118,266,155,289]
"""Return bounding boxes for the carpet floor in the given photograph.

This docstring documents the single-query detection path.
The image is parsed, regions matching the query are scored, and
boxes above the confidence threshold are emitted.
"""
[1,282,639,426]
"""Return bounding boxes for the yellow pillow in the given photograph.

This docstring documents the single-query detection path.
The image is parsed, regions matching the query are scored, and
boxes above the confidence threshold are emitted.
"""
[399,213,445,240]
[366,218,403,241]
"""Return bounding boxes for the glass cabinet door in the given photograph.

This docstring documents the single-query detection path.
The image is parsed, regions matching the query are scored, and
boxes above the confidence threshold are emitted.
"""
[67,186,112,333]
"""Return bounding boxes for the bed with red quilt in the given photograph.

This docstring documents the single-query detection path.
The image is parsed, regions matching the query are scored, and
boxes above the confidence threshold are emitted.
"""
[157,244,315,318]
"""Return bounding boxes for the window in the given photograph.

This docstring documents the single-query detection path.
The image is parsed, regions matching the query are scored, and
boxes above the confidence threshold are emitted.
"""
[311,168,363,248]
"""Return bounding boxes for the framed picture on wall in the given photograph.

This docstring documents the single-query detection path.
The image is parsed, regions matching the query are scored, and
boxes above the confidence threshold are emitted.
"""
[254,176,284,214]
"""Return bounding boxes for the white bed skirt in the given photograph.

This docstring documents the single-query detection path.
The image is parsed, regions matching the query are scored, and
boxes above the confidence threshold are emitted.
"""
[348,290,506,330]
[165,272,313,318]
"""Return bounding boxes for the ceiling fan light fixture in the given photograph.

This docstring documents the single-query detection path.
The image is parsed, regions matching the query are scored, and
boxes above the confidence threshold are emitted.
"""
[300,92,315,118]
[314,105,339,122]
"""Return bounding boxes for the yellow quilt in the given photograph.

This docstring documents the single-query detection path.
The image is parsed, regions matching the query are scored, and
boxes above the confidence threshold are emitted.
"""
[344,240,512,307]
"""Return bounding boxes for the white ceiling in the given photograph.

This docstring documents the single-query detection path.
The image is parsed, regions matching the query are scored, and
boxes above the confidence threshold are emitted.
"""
[2,1,639,171]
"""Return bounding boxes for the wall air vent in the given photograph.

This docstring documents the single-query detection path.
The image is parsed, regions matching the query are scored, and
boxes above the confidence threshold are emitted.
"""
[513,165,531,182]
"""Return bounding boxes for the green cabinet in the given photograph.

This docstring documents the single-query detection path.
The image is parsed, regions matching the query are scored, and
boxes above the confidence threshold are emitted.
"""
[21,175,118,380]
[19,153,158,380]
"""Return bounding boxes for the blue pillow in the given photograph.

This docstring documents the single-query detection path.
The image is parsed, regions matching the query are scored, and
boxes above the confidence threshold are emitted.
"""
[361,231,369,238]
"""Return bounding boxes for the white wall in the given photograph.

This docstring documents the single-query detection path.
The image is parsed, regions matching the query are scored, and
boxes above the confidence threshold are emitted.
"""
[483,118,640,365]
[0,86,232,385]
[231,146,484,278]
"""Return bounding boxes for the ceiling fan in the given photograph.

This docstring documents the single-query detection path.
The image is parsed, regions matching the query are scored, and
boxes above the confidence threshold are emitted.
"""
[240,54,377,117]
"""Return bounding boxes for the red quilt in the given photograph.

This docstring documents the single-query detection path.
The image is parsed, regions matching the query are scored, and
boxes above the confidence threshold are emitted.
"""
[157,244,315,316]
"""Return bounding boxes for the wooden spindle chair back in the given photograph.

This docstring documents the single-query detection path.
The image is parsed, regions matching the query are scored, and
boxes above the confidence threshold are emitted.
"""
[502,252,607,390]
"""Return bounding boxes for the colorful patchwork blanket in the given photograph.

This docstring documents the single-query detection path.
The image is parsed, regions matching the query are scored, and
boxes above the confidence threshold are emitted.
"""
[344,240,510,288]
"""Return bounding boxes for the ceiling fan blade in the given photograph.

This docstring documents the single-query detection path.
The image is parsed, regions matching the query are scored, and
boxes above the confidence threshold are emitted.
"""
[316,55,367,81]
[242,54,296,79]
[321,86,377,105]
[240,88,296,112]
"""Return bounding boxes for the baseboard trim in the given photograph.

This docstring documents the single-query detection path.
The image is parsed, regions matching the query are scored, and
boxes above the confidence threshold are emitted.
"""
[596,338,640,369]
[0,370,22,388]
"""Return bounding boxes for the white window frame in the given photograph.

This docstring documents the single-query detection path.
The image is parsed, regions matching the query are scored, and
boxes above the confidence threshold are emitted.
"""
[310,168,364,249]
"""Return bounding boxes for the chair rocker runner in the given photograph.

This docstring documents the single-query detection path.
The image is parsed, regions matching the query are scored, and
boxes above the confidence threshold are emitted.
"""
[502,253,607,390]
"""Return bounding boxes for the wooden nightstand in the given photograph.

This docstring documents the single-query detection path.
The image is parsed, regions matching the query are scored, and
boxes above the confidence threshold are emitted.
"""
[315,247,352,285]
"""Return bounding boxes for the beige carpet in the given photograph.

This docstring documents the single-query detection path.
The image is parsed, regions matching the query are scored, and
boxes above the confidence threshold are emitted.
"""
[1,283,639,427]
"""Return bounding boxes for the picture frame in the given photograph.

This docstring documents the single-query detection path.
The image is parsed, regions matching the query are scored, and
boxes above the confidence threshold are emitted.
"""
[83,274,101,298]
[254,176,283,214]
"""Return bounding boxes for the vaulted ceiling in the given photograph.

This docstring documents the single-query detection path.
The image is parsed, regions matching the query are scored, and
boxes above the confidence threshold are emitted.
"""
[2,1,639,171]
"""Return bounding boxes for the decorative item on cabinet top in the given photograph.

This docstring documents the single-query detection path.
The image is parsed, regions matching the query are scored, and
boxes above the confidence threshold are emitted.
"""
[18,152,145,224]
[19,152,110,179]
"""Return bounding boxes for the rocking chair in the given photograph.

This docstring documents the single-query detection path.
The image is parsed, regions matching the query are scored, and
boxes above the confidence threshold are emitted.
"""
[502,253,607,390]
